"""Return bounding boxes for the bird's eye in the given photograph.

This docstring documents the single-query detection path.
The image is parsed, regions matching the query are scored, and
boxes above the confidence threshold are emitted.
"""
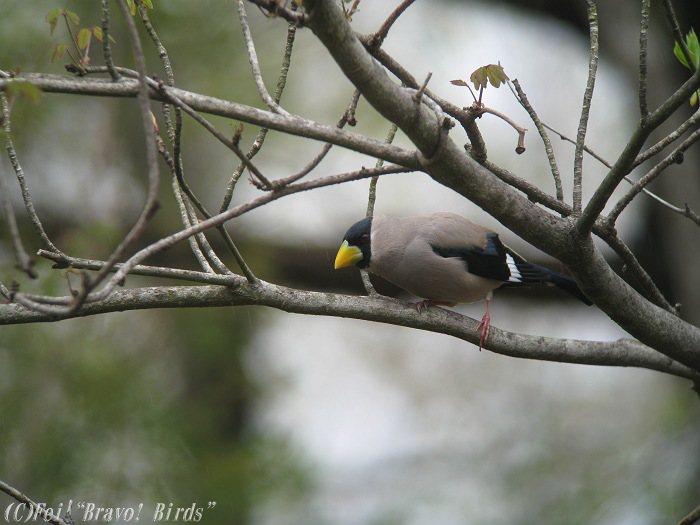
[360,234,369,242]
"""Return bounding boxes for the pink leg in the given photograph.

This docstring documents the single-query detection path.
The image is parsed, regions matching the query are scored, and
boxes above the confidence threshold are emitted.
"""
[474,298,491,351]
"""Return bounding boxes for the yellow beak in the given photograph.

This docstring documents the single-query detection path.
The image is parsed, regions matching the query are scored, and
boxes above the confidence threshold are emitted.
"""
[334,240,364,269]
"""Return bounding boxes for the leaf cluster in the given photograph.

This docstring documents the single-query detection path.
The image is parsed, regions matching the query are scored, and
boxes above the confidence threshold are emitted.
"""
[673,28,700,106]
[46,8,116,70]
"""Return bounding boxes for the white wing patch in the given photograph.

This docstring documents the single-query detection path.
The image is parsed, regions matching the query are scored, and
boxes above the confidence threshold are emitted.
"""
[506,253,522,282]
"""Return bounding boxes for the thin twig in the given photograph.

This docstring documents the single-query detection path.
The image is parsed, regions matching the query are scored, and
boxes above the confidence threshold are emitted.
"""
[678,504,700,525]
[578,54,700,234]
[1,92,62,254]
[608,126,700,225]
[238,0,289,115]
[152,78,273,188]
[479,105,526,154]
[413,71,432,103]
[366,124,399,218]
[266,90,361,189]
[662,0,696,73]
[633,109,700,167]
[574,0,599,213]
[603,232,676,313]
[101,0,121,81]
[511,79,563,201]
[0,480,72,525]
[221,6,297,205]
[38,251,244,287]
[371,0,417,47]
[638,0,650,123]
[156,135,215,273]
[0,162,36,278]
[360,124,399,296]
[545,119,700,225]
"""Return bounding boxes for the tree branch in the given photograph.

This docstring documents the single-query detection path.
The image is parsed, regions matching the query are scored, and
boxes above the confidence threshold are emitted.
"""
[0,280,696,381]
[578,60,700,234]
[573,0,599,213]
[0,74,418,169]
[238,0,289,115]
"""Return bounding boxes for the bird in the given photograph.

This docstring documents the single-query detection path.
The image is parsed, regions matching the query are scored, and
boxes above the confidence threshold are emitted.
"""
[334,212,591,349]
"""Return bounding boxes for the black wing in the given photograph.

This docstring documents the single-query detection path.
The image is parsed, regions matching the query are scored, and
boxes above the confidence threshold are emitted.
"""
[432,233,592,304]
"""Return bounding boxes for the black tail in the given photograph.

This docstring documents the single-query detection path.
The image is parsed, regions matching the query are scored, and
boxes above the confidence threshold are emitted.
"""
[501,257,593,305]
[537,265,592,305]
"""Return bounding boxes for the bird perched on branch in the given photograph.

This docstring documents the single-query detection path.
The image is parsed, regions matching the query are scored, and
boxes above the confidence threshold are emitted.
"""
[334,212,591,349]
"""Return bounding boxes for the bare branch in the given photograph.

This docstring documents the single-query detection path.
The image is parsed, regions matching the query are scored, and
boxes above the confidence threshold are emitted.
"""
[238,0,289,115]
[222,17,297,205]
[0,162,36,278]
[638,0,650,122]
[101,0,121,81]
[38,251,243,287]
[678,504,700,525]
[573,0,599,213]
[633,109,700,167]
[361,123,399,297]
[578,60,700,234]
[265,90,361,190]
[608,126,700,225]
[511,79,563,201]
[662,0,696,74]
[478,105,527,154]
[371,0,417,46]
[1,92,62,255]
[0,281,697,382]
[0,479,72,525]
[0,74,419,168]
[542,119,700,223]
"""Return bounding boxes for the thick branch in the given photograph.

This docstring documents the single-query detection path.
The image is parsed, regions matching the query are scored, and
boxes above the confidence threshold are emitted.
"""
[0,281,696,381]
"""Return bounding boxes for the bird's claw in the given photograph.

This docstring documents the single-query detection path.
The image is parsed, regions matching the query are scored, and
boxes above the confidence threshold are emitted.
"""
[474,315,490,351]
[415,299,437,313]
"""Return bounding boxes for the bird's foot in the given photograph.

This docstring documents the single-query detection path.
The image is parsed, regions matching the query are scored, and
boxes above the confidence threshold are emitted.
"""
[414,299,455,313]
[474,314,490,351]
[473,301,492,351]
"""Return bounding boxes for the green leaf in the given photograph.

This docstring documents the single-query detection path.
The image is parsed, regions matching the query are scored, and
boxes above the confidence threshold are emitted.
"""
[92,27,104,42]
[77,28,90,50]
[687,28,700,69]
[674,28,699,70]
[51,43,66,63]
[673,29,700,106]
[674,41,690,68]
[65,10,80,25]
[450,79,470,87]
[470,64,509,90]
[46,9,61,34]
[470,68,488,91]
